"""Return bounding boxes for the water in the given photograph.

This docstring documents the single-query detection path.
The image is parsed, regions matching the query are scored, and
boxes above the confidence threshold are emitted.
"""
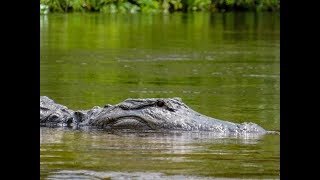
[40,12,280,179]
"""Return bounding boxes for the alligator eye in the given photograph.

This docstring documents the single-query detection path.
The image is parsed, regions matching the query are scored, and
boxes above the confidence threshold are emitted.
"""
[156,101,164,107]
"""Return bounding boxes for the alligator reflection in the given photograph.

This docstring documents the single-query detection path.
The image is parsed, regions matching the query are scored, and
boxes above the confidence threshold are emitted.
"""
[40,127,279,179]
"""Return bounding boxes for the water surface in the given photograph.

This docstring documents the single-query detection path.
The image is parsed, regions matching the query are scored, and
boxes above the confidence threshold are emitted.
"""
[41,127,279,179]
[40,12,279,179]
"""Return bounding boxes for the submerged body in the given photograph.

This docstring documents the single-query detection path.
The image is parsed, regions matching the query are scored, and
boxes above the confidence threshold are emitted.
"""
[40,96,270,135]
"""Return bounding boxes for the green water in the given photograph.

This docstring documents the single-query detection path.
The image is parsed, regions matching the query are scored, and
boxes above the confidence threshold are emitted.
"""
[40,12,280,179]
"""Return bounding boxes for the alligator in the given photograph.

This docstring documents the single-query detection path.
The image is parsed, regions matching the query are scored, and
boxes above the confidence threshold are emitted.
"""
[40,96,277,135]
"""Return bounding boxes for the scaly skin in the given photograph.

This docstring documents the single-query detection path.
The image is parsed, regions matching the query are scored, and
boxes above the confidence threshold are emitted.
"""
[40,96,272,135]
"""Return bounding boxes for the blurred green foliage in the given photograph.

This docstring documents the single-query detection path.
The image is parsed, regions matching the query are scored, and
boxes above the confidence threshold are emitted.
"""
[40,0,279,13]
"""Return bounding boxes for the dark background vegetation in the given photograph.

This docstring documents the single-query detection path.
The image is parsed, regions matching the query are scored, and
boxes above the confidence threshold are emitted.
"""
[40,0,280,13]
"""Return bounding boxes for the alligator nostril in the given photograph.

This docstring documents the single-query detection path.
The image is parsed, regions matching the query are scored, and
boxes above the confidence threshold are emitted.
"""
[156,101,164,107]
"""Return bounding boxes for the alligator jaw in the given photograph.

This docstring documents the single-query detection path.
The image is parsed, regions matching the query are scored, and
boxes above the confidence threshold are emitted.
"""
[97,116,155,130]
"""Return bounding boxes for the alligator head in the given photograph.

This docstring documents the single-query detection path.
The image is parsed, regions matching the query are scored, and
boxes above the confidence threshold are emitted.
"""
[84,97,267,134]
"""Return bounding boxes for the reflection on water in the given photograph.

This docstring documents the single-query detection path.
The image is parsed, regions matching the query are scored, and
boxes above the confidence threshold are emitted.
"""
[40,127,279,179]
[47,170,214,180]
[40,12,279,179]
[47,170,279,180]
